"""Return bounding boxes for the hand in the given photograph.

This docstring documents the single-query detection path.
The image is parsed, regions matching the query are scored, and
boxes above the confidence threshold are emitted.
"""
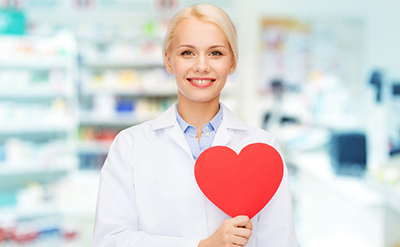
[198,215,253,247]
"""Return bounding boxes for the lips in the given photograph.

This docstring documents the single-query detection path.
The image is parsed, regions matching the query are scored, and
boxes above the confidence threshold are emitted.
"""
[187,78,216,88]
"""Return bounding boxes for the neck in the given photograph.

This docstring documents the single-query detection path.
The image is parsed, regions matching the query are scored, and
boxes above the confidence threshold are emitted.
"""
[177,94,220,132]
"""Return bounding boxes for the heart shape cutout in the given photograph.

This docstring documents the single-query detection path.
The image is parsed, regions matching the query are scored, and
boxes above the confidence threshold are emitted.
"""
[195,143,284,219]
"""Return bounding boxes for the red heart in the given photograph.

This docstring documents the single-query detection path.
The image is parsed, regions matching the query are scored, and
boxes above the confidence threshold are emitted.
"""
[195,143,284,219]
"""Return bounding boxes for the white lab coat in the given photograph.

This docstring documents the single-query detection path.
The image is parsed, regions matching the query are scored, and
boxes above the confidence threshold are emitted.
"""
[92,103,297,247]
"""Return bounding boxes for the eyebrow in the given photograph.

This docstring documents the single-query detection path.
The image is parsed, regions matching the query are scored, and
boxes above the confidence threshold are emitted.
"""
[178,44,228,49]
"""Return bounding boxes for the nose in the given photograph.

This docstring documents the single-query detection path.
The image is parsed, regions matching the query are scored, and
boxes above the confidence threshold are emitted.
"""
[193,55,210,73]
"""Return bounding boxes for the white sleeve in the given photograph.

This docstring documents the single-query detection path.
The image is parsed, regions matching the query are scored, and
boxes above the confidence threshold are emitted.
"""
[255,140,298,247]
[92,133,201,247]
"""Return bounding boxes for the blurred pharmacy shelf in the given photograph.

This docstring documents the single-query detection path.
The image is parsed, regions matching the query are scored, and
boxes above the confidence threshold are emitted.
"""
[0,32,81,246]
[0,91,74,99]
[78,140,112,155]
[79,112,160,126]
[0,167,69,191]
[0,126,75,135]
[80,88,177,97]
[0,210,81,246]
[0,58,73,69]
[77,35,178,170]
[82,59,164,69]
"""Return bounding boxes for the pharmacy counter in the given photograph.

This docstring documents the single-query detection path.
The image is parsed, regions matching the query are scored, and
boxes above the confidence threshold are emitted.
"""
[292,150,400,247]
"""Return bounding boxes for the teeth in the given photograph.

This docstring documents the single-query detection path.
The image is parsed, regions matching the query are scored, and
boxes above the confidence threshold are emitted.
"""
[191,79,213,84]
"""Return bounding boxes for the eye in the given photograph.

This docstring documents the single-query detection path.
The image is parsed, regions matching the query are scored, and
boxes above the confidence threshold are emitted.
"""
[210,50,223,56]
[181,50,193,56]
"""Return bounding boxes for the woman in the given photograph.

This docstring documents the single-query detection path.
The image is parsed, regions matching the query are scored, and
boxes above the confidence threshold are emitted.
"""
[92,4,297,247]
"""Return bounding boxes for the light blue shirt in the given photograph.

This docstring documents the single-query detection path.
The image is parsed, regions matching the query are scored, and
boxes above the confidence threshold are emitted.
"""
[176,105,223,161]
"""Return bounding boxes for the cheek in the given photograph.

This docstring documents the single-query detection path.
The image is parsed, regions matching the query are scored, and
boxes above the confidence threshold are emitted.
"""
[212,61,232,74]
[173,59,192,74]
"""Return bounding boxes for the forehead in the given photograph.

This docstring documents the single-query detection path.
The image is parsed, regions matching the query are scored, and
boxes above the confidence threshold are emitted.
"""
[173,17,229,47]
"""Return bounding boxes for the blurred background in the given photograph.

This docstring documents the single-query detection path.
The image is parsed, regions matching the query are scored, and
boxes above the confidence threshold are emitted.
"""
[0,0,399,246]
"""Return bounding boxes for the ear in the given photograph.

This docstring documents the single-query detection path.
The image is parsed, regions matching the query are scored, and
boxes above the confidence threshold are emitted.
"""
[164,51,173,74]
[228,56,236,74]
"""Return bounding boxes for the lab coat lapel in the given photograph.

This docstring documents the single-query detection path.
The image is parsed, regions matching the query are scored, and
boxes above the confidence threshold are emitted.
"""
[212,122,232,146]
[212,103,248,147]
[168,124,194,162]
[151,103,194,162]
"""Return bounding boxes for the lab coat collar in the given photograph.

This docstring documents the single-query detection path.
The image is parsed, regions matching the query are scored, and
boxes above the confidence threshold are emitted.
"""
[150,102,248,161]
[212,102,247,147]
[219,103,248,131]
[151,103,193,162]
[150,103,178,131]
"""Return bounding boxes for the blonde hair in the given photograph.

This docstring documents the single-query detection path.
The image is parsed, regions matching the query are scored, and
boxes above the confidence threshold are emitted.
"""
[163,4,238,67]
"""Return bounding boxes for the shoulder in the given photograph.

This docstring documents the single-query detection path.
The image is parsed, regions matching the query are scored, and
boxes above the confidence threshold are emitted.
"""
[221,103,278,147]
[240,123,279,148]
[109,103,178,147]
[120,119,155,136]
[109,119,156,149]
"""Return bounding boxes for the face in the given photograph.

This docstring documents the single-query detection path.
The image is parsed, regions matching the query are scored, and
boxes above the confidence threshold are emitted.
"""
[165,17,236,105]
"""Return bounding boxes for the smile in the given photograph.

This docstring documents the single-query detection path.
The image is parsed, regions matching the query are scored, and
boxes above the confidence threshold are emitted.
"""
[187,78,216,88]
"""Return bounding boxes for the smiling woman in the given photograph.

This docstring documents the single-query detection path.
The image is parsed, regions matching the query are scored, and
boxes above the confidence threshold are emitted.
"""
[92,4,297,247]
[164,17,235,123]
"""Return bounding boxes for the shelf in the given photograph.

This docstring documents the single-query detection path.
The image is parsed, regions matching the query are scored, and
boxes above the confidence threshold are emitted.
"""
[0,204,60,219]
[77,35,164,44]
[0,167,69,191]
[0,125,76,135]
[82,59,164,68]
[79,113,156,126]
[0,57,74,69]
[0,90,74,99]
[80,88,177,97]
[78,140,112,154]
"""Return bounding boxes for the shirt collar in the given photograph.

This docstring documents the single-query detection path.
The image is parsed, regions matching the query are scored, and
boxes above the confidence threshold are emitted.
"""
[176,105,190,132]
[150,102,247,132]
[176,104,223,133]
[207,106,223,132]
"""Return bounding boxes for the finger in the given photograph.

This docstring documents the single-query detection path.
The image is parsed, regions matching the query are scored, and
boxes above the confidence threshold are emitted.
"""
[233,227,252,239]
[232,215,250,228]
[232,215,253,231]
[232,234,249,246]
[243,218,253,230]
